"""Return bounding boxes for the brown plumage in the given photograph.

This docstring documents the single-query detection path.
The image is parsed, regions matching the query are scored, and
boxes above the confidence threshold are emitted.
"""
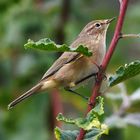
[8,18,115,109]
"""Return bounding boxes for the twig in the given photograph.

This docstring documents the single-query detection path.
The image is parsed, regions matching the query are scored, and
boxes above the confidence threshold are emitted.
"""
[76,0,129,139]
[50,89,63,129]
[120,33,140,38]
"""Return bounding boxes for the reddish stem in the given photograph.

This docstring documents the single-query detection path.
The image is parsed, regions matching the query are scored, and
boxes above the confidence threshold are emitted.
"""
[76,0,129,139]
[50,89,63,129]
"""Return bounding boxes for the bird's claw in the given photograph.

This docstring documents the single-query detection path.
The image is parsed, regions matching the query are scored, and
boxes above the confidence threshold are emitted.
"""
[88,100,94,108]
[95,65,107,82]
[102,74,107,81]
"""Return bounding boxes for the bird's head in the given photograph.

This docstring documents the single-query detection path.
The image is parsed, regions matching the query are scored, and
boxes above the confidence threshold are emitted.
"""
[80,17,115,38]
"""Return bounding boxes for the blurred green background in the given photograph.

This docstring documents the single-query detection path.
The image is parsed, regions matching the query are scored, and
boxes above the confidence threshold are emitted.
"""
[0,0,140,140]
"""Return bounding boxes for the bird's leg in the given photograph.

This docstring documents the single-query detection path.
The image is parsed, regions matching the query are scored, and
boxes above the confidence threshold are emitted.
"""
[88,59,107,81]
[88,101,95,107]
[64,72,99,100]
[64,88,89,100]
[98,65,107,81]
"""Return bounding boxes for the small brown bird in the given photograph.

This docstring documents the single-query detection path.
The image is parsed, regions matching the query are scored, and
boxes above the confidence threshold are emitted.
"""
[8,18,115,109]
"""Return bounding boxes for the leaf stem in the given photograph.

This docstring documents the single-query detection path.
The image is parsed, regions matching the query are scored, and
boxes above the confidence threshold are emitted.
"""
[76,0,129,139]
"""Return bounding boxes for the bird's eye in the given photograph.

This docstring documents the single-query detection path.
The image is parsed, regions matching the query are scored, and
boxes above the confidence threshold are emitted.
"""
[95,23,101,28]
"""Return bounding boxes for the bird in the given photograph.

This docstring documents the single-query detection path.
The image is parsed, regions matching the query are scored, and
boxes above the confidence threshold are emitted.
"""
[8,18,115,109]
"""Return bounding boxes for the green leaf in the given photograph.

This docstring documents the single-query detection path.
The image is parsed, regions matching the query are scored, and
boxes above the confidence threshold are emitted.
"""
[54,125,108,140]
[84,125,108,140]
[56,113,75,124]
[54,127,78,140]
[89,96,104,116]
[56,97,104,130]
[55,97,108,140]
[24,38,92,56]
[109,60,140,87]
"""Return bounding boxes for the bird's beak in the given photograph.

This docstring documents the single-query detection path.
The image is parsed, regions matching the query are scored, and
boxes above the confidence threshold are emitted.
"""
[106,17,116,24]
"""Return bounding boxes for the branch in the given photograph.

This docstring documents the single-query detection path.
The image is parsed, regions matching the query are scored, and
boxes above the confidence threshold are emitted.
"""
[50,89,63,129]
[120,33,140,38]
[76,0,129,139]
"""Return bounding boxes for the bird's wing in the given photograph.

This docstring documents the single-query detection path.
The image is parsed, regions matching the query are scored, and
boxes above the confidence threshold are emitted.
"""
[41,52,81,80]
[41,35,93,80]
[41,36,84,80]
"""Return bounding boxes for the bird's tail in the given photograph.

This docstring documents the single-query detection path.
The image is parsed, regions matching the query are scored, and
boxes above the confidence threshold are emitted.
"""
[8,80,58,110]
[8,84,42,110]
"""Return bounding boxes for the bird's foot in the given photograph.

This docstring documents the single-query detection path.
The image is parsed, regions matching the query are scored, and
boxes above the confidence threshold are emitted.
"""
[95,65,107,83]
[88,101,94,108]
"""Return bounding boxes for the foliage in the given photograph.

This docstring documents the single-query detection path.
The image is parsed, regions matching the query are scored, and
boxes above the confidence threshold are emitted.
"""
[55,126,108,140]
[109,60,140,86]
[24,38,92,56]
[55,97,108,140]
[23,35,140,140]
[0,0,140,140]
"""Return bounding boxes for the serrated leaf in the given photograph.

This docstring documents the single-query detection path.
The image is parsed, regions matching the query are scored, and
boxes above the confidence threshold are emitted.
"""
[90,96,104,116]
[55,127,78,140]
[24,38,92,56]
[56,113,75,124]
[55,97,108,140]
[54,125,108,140]
[56,97,104,130]
[109,60,140,86]
[84,125,109,140]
